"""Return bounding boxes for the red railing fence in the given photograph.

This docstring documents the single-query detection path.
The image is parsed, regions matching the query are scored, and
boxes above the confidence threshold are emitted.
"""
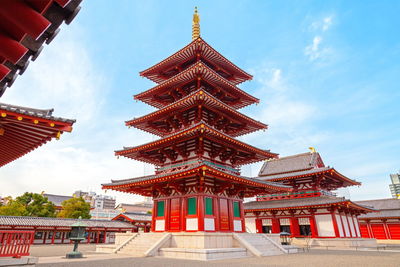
[0,230,34,258]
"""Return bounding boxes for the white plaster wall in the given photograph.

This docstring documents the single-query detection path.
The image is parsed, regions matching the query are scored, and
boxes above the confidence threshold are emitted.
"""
[341,215,350,237]
[204,218,215,231]
[335,214,344,237]
[315,214,335,237]
[155,219,165,231]
[186,218,198,231]
[348,216,356,237]
[245,217,256,233]
[234,220,242,231]
[354,216,361,237]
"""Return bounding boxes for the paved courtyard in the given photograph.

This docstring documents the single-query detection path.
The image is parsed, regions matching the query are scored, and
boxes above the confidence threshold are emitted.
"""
[33,245,400,267]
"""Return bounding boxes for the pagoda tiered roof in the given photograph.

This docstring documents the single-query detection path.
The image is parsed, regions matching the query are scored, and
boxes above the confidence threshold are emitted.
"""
[0,102,75,167]
[116,122,277,166]
[103,161,292,197]
[257,152,360,189]
[135,62,258,109]
[127,90,267,137]
[140,37,252,85]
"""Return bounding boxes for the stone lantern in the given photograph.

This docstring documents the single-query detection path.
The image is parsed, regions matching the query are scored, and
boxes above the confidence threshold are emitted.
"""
[66,217,87,259]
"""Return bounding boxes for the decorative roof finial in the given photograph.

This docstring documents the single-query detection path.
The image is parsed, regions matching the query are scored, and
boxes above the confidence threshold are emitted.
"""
[309,147,316,153]
[192,7,200,40]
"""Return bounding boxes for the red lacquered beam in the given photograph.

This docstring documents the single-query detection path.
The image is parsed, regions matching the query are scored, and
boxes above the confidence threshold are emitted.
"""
[0,0,51,40]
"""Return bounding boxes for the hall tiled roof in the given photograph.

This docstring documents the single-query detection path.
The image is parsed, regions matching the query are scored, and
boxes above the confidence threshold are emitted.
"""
[259,152,323,177]
[0,215,134,229]
[358,210,400,219]
[0,103,76,124]
[355,198,400,210]
[244,196,373,212]
[356,198,400,219]
[113,212,152,222]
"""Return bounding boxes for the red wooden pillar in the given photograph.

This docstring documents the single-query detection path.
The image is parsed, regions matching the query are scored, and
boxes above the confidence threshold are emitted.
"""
[255,218,263,233]
[198,195,205,231]
[351,215,359,237]
[61,232,65,244]
[271,217,280,233]
[383,220,390,239]
[87,231,90,244]
[240,201,246,232]
[366,221,373,238]
[42,232,47,244]
[290,217,300,237]
[214,197,220,232]
[228,199,234,232]
[309,215,319,238]
[96,231,99,244]
[180,197,187,231]
[330,211,340,237]
[164,199,171,231]
[51,231,55,244]
[344,213,354,237]
[103,230,107,243]
[151,200,156,232]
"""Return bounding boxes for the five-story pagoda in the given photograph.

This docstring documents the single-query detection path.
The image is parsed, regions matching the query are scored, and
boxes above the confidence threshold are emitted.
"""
[103,8,291,233]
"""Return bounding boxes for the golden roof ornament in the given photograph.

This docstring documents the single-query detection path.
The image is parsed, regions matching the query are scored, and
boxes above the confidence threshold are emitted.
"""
[192,7,200,40]
[309,147,316,153]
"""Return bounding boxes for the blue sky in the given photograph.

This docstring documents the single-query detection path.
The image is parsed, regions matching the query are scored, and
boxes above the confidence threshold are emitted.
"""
[1,0,399,204]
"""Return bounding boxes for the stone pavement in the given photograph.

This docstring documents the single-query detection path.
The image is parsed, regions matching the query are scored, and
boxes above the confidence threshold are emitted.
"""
[36,249,400,267]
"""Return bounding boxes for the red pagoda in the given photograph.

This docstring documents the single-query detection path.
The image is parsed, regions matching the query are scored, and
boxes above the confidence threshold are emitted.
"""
[103,8,291,233]
[244,150,375,238]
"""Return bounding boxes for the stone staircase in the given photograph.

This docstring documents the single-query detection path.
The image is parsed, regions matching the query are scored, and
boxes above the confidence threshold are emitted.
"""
[117,233,166,257]
[234,233,286,256]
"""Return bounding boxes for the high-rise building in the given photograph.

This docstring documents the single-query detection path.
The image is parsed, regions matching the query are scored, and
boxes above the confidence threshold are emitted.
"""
[389,172,400,198]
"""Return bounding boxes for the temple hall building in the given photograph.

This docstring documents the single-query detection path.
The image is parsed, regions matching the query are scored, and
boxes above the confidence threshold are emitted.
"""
[244,150,375,238]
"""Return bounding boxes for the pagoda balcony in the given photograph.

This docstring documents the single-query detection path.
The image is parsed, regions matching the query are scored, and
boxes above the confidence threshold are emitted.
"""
[127,90,267,138]
[139,37,252,85]
[135,61,258,109]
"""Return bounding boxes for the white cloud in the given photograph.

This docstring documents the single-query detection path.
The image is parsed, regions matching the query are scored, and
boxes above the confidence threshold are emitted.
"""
[310,15,334,32]
[305,15,335,62]
[305,36,324,61]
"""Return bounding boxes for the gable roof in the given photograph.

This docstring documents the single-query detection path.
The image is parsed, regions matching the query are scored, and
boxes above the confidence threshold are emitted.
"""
[43,194,72,207]
[259,152,324,177]
[0,215,133,229]
[355,198,400,211]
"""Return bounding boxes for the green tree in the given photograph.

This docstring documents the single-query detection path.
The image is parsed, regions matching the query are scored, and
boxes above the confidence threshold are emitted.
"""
[16,192,56,217]
[0,193,56,217]
[57,197,91,219]
[0,198,26,216]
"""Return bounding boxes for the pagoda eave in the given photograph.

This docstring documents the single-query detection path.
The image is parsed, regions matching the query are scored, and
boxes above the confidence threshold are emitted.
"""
[102,164,292,197]
[139,37,252,85]
[126,90,267,138]
[135,62,258,109]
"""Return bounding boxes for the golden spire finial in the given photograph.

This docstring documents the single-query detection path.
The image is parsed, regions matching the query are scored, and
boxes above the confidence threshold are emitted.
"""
[192,7,200,40]
[309,147,316,153]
